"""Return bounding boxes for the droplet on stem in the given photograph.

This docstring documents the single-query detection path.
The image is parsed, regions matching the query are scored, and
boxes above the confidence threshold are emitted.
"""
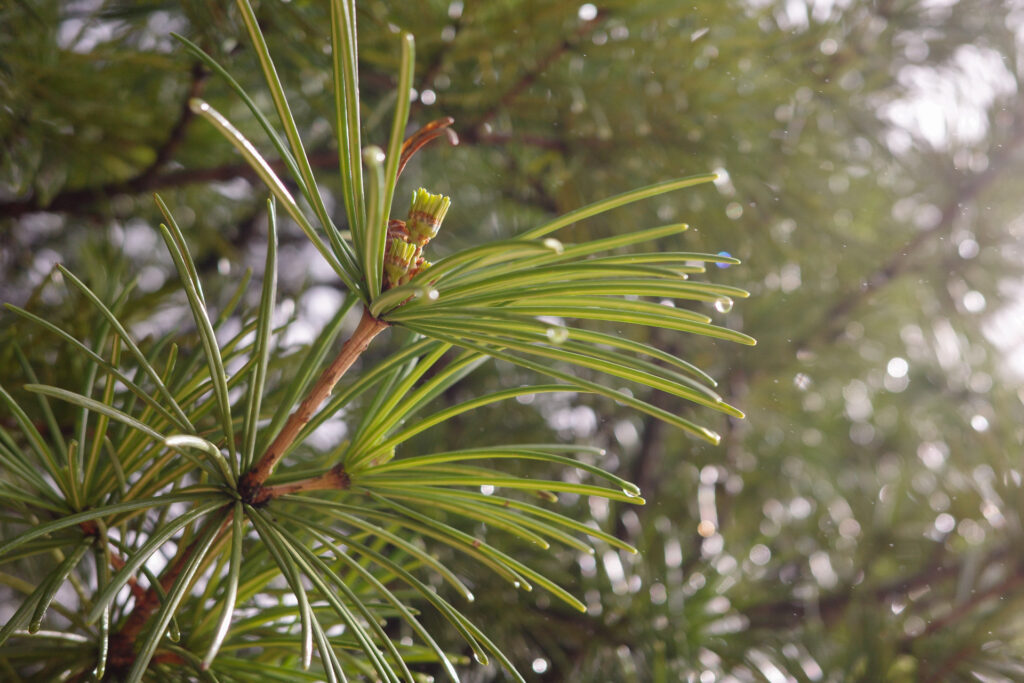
[415,286,440,301]
[542,237,564,254]
[714,296,733,313]
[545,326,569,344]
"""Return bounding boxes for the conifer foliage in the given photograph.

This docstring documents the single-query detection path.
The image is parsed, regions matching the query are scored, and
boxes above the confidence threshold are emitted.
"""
[0,1,750,679]
[5,0,1024,681]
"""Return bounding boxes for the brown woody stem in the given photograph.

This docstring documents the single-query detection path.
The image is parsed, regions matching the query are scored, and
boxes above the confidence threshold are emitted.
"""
[251,463,350,505]
[239,306,388,502]
[108,507,233,671]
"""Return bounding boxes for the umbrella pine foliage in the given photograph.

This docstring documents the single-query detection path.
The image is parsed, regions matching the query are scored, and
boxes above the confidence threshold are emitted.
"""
[0,1,750,679]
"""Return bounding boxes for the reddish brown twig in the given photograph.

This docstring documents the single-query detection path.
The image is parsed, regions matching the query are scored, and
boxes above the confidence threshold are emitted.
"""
[238,307,388,503]
[100,303,385,671]
[107,507,233,672]
[250,463,351,506]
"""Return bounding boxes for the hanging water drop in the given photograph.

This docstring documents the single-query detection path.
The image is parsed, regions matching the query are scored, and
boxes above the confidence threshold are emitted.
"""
[714,296,733,313]
[622,487,642,498]
[545,326,569,344]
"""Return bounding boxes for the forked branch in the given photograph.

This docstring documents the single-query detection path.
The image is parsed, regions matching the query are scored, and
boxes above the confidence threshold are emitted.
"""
[239,306,388,502]
[251,463,351,505]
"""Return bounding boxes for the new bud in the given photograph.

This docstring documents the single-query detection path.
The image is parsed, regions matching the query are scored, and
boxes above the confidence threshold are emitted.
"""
[384,238,418,288]
[406,188,451,246]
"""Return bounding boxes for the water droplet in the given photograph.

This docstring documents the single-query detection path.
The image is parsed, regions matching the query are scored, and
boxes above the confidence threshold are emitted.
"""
[545,326,569,343]
[473,652,489,665]
[415,287,439,301]
[622,487,641,498]
[512,581,521,589]
[714,296,733,313]
[715,251,732,268]
[465,590,475,603]
[962,290,985,312]
[542,237,564,254]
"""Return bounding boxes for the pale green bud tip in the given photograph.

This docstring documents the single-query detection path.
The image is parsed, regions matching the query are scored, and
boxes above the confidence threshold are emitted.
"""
[363,145,386,165]
[407,188,451,245]
[385,238,417,268]
[384,239,418,287]
[410,187,450,216]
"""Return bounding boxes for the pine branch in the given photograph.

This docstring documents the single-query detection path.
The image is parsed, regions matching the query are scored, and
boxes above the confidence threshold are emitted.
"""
[791,109,1024,354]
[0,154,307,220]
[106,506,233,674]
[0,134,561,221]
[476,8,608,127]
[136,63,209,184]
[742,544,1013,631]
[252,462,351,505]
[0,63,207,221]
[239,306,388,503]
[917,565,1024,681]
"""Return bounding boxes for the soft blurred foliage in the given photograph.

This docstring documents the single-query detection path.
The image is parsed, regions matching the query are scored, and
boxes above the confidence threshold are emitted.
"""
[3,0,1024,680]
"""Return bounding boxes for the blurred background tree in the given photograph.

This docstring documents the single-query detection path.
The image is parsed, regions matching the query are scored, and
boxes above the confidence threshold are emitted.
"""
[3,0,1024,680]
